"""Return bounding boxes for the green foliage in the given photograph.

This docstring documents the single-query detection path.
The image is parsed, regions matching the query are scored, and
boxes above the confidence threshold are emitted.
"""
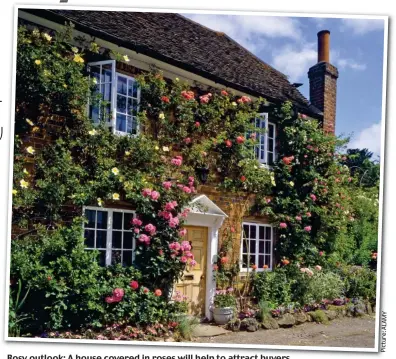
[256,300,275,322]
[338,265,377,301]
[174,316,199,341]
[252,268,293,306]
[8,279,31,337]
[302,271,344,304]
[213,291,237,308]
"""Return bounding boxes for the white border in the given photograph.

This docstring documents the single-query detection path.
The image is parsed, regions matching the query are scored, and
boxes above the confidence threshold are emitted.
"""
[4,4,388,353]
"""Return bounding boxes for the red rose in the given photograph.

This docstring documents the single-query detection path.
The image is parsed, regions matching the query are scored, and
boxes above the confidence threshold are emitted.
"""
[240,176,246,182]
[221,90,229,96]
[161,96,170,103]
[225,139,232,147]
[130,280,139,290]
[236,136,245,144]
[154,289,162,296]
[195,122,200,128]
[220,257,228,264]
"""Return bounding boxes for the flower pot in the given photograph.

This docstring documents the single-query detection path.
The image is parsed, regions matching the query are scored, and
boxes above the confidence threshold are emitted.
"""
[213,307,234,325]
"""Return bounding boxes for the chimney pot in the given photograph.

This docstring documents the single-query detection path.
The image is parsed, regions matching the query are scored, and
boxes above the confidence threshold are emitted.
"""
[317,30,330,63]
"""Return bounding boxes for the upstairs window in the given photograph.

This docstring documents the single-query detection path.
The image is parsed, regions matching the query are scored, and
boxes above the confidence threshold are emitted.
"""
[241,222,273,271]
[83,207,135,266]
[251,113,276,166]
[88,60,140,136]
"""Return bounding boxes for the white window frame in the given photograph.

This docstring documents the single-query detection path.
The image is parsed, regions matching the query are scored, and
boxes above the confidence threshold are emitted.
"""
[240,222,274,272]
[87,60,140,136]
[83,206,136,266]
[253,113,276,167]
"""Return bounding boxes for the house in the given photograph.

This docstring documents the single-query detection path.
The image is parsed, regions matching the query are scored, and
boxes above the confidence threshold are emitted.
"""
[17,8,339,320]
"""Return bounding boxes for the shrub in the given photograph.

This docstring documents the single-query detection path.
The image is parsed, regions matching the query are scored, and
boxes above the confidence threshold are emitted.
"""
[252,268,292,306]
[339,265,377,301]
[174,316,199,341]
[214,290,237,308]
[303,271,344,304]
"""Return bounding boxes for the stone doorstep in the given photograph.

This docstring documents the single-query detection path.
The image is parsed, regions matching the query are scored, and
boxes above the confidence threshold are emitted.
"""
[192,324,231,338]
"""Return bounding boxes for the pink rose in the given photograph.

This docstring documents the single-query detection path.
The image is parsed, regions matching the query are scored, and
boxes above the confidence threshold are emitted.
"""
[145,224,156,235]
[169,217,179,228]
[183,137,192,144]
[113,288,124,300]
[159,211,173,220]
[304,226,312,232]
[142,188,152,197]
[199,94,210,104]
[130,280,139,290]
[310,194,317,201]
[250,133,257,140]
[236,136,245,144]
[105,296,115,304]
[182,186,191,193]
[315,265,322,271]
[179,228,187,237]
[132,218,143,226]
[181,241,191,251]
[295,216,302,221]
[169,242,181,251]
[171,157,182,166]
[180,256,188,263]
[188,176,195,183]
[165,201,177,211]
[134,228,140,234]
[190,260,197,266]
[138,234,150,243]
[151,191,160,201]
[279,222,287,229]
[162,181,172,190]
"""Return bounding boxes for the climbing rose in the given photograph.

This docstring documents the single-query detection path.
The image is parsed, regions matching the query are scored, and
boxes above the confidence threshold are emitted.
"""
[151,191,160,201]
[306,212,312,217]
[165,201,178,211]
[184,137,191,144]
[143,287,149,294]
[221,90,228,96]
[182,186,191,193]
[145,224,156,235]
[315,265,322,271]
[230,226,236,233]
[213,264,219,270]
[181,241,191,251]
[282,156,294,165]
[132,218,143,226]
[130,280,139,290]
[190,260,197,267]
[310,194,317,201]
[304,226,312,232]
[179,228,187,236]
[295,216,302,221]
[105,296,115,304]
[171,156,183,166]
[142,188,152,197]
[225,139,232,147]
[237,96,251,103]
[180,256,188,263]
[134,228,140,234]
[281,259,290,265]
[263,264,269,269]
[169,217,179,228]
[188,176,195,183]
[195,121,200,128]
[159,210,173,220]
[199,94,211,104]
[181,90,194,100]
[162,181,172,190]
[113,288,124,301]
[169,242,181,251]
[250,133,256,140]
[319,251,324,256]
[240,176,246,182]
[138,234,150,243]
[154,289,162,296]
[279,222,287,229]
[161,96,170,103]
[251,264,258,270]
[220,257,228,264]
[236,136,245,144]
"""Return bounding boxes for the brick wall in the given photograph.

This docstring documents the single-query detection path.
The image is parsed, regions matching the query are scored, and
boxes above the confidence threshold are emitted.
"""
[308,62,339,134]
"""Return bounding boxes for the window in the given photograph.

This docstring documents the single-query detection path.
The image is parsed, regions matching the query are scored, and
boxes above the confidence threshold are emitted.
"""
[252,113,276,166]
[83,207,135,266]
[241,222,273,271]
[88,60,140,136]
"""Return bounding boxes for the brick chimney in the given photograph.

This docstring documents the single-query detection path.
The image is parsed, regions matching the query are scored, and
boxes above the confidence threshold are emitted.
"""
[308,30,339,133]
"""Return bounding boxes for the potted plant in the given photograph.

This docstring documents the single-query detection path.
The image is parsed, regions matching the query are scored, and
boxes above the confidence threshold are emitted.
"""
[213,289,237,325]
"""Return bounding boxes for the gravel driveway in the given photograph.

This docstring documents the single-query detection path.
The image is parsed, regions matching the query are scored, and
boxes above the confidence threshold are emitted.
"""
[193,316,377,349]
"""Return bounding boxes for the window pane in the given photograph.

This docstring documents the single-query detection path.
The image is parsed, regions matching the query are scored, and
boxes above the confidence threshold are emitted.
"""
[96,230,107,249]
[85,210,96,228]
[98,250,106,266]
[113,212,123,230]
[128,79,134,97]
[124,213,133,230]
[268,123,274,138]
[111,250,122,265]
[265,241,271,254]
[250,225,256,239]
[127,116,133,134]
[258,255,264,268]
[264,255,271,267]
[112,231,122,249]
[132,83,138,98]
[249,255,255,267]
[265,227,271,240]
[259,226,265,239]
[249,240,256,254]
[97,211,108,229]
[90,66,100,81]
[102,65,112,83]
[123,232,133,249]
[242,254,248,268]
[100,84,111,102]
[243,225,249,238]
[117,95,127,113]
[259,241,265,254]
[117,76,127,95]
[84,229,95,248]
[90,105,99,123]
[116,114,127,132]
[122,251,133,266]
[268,139,274,151]
[268,153,274,166]
[242,239,247,254]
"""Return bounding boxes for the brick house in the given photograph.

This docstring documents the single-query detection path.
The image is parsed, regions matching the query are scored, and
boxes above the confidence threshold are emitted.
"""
[17,8,339,319]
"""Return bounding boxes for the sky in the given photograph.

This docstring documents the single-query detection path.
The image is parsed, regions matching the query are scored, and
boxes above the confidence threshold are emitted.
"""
[182,13,386,158]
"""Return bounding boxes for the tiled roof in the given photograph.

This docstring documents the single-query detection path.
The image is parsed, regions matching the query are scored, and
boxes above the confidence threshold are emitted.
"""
[23,8,322,117]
